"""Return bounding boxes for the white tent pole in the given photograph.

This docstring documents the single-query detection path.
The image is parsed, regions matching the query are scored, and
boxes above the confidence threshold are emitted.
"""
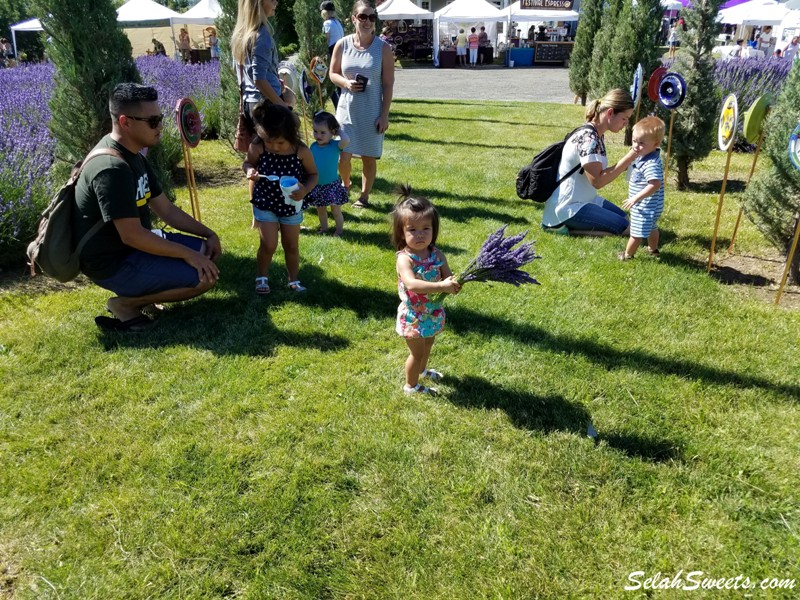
[11,30,17,59]
[170,18,178,59]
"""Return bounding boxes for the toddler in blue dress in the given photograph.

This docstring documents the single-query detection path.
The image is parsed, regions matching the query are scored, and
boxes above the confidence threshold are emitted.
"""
[304,111,350,236]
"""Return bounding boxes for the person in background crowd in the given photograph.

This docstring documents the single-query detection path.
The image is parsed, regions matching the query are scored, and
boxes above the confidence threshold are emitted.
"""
[320,1,344,109]
[477,26,489,65]
[782,36,799,62]
[208,28,219,59]
[178,28,191,63]
[455,28,467,67]
[536,25,548,42]
[758,26,773,52]
[467,27,479,68]
[774,48,783,58]
[330,0,395,209]
[152,38,167,56]
[668,20,678,59]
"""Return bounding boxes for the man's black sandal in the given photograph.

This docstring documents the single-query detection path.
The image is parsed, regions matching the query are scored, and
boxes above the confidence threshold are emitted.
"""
[94,314,154,332]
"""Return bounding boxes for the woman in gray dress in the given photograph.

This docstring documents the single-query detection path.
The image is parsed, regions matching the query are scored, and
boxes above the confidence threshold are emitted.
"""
[330,0,395,208]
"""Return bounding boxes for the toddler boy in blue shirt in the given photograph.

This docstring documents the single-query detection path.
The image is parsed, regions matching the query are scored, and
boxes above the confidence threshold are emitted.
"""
[620,116,666,260]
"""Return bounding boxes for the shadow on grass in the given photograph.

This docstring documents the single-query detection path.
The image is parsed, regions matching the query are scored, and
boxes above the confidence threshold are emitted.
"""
[659,250,775,286]
[388,110,568,129]
[446,375,681,463]
[99,262,800,400]
[385,132,535,153]
[684,179,747,195]
[393,99,529,110]
[369,178,531,223]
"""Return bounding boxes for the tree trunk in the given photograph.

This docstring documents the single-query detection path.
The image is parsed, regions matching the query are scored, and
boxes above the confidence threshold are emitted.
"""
[581,94,587,106]
[676,156,690,191]
[624,121,632,146]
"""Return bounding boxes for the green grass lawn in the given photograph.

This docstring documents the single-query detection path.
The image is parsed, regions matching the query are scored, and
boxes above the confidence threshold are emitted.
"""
[1,99,799,599]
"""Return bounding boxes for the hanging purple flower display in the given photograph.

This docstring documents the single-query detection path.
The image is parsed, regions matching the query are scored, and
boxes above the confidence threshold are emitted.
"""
[430,225,540,304]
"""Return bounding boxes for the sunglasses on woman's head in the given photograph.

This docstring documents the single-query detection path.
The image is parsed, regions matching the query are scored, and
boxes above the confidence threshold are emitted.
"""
[125,114,164,129]
[356,12,377,22]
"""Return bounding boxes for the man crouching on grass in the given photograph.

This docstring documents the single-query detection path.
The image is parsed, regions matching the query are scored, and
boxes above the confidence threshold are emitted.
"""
[73,83,221,332]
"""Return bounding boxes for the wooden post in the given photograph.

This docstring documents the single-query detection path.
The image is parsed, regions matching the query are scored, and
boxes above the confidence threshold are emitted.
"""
[707,145,734,272]
[298,100,310,145]
[775,212,800,306]
[728,126,766,253]
[634,98,642,126]
[664,111,675,185]
[182,141,201,222]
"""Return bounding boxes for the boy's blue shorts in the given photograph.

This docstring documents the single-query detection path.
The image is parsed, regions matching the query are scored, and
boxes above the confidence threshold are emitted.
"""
[93,232,203,297]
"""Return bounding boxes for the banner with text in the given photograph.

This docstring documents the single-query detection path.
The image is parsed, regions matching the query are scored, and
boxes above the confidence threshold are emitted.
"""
[520,0,575,9]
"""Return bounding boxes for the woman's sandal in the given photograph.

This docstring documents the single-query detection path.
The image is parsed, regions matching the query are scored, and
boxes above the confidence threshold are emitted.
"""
[352,197,370,208]
[288,280,307,292]
[255,276,270,295]
[421,368,443,382]
[617,252,634,261]
[647,248,660,256]
[404,383,437,396]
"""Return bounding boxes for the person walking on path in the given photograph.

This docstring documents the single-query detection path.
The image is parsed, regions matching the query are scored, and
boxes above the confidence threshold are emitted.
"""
[74,83,221,332]
[330,0,395,209]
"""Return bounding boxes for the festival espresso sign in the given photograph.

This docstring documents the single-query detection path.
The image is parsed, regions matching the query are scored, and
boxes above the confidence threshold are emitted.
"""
[520,0,575,9]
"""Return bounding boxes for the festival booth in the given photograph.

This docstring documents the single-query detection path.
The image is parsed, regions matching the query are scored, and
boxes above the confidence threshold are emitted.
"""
[433,0,504,68]
[500,1,579,67]
[716,0,791,58]
[9,0,215,60]
[169,0,222,61]
[377,0,434,61]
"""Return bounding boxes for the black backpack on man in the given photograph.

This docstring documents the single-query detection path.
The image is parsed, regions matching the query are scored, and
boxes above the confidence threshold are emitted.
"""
[26,148,123,283]
[515,124,595,202]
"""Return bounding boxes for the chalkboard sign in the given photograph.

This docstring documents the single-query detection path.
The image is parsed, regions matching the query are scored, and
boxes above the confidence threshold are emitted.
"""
[534,43,573,64]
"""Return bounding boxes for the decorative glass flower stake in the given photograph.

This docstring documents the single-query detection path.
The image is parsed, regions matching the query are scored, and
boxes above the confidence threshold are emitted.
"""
[429,225,540,305]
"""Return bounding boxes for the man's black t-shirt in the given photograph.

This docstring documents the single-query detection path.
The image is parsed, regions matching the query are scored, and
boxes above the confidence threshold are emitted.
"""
[73,135,162,280]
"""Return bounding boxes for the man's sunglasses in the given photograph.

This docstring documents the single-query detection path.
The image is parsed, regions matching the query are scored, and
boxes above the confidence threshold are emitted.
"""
[125,114,164,129]
[356,12,377,22]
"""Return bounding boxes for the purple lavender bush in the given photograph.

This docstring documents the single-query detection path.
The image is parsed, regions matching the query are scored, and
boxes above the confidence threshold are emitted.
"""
[429,225,540,304]
[714,57,791,119]
[0,64,56,265]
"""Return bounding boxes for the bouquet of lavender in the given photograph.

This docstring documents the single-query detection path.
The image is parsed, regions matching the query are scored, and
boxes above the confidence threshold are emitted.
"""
[430,225,540,304]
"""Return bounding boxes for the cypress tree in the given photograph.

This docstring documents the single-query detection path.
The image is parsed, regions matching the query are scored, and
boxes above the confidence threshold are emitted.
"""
[217,0,239,143]
[31,0,139,164]
[588,0,624,99]
[599,0,664,142]
[741,60,800,284]
[568,0,603,106]
[666,0,723,189]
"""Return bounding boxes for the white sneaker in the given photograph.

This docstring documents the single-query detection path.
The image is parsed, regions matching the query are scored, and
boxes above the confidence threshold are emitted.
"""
[421,368,443,382]
[403,384,437,396]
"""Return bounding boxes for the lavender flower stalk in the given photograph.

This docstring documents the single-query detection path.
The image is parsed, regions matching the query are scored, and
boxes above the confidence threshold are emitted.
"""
[430,225,540,304]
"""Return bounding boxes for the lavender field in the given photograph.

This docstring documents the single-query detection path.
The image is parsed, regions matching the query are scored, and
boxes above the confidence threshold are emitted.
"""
[0,57,221,265]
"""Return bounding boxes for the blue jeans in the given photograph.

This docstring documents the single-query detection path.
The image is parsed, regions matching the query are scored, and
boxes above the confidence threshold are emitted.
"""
[563,200,629,235]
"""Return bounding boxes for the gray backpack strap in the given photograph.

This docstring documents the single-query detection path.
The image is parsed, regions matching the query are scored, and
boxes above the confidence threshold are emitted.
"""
[73,147,127,253]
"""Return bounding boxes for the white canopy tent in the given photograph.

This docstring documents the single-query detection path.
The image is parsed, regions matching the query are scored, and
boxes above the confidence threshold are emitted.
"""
[433,0,504,66]
[117,0,182,25]
[8,0,216,59]
[718,0,789,26]
[176,0,222,25]
[9,17,41,59]
[377,0,434,20]
[660,0,683,10]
